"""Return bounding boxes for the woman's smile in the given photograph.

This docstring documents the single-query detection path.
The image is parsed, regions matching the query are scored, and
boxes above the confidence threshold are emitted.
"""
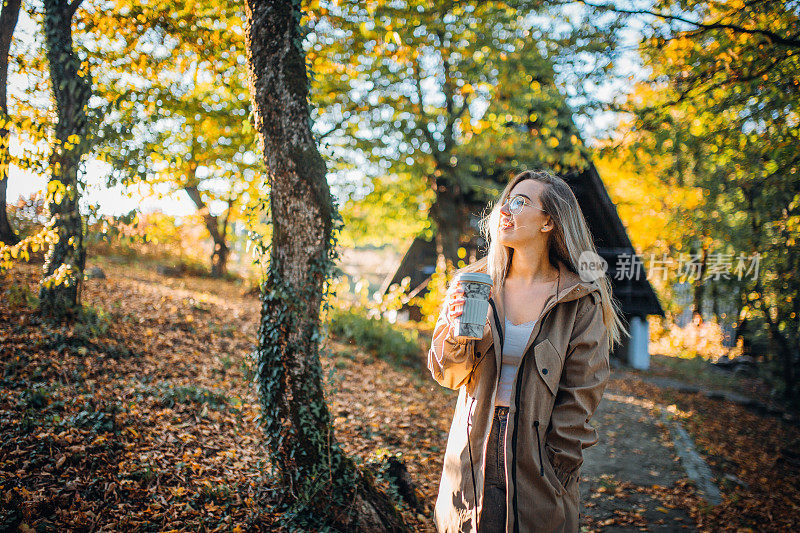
[500,217,514,230]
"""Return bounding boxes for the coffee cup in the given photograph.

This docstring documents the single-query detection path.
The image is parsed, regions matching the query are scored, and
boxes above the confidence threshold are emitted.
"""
[453,272,493,340]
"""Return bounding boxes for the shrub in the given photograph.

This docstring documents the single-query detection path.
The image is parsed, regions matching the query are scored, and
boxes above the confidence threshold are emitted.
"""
[4,283,38,309]
[74,304,112,339]
[327,307,419,365]
[157,383,230,410]
[408,257,454,330]
[649,316,731,361]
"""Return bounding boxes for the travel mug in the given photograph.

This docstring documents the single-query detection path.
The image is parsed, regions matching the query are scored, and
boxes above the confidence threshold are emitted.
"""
[453,272,493,340]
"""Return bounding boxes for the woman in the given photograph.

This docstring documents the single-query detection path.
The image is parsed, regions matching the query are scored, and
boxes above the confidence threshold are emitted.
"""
[428,169,627,533]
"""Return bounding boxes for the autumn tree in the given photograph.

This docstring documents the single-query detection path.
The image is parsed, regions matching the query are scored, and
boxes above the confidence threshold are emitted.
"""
[594,103,729,321]
[308,1,625,269]
[6,1,264,278]
[135,72,259,278]
[593,0,800,407]
[0,1,72,274]
[75,0,259,277]
[456,37,592,184]
[0,0,21,245]
[244,0,407,530]
[38,0,92,315]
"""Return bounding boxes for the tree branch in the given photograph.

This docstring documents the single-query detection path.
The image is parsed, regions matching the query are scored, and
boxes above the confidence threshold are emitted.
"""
[578,0,800,49]
[411,54,440,158]
[66,0,83,19]
[316,117,347,141]
[221,196,234,242]
[443,97,470,155]
[184,183,225,245]
[623,48,789,118]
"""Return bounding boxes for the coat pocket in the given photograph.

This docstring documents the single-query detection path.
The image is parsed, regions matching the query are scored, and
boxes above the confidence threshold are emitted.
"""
[542,450,566,496]
[533,339,563,396]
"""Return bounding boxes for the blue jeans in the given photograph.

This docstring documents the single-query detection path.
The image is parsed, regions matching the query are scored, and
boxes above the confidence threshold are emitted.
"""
[478,406,508,533]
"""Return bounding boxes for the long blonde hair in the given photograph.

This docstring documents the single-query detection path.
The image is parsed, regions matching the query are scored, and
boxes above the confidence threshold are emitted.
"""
[457,169,628,350]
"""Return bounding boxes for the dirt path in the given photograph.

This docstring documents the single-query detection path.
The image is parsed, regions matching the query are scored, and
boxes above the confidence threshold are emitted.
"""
[578,375,700,532]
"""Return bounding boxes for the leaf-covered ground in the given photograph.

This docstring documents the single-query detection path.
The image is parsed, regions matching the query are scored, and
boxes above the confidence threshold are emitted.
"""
[1,261,452,532]
[2,260,798,532]
[606,376,800,532]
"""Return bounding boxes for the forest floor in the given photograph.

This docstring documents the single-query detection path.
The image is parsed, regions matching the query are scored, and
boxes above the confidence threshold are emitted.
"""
[2,259,799,532]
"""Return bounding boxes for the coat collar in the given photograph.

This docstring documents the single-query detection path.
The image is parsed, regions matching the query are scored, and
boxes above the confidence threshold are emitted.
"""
[485,258,601,364]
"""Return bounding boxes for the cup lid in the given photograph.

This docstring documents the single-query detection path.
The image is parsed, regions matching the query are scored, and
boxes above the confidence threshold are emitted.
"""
[457,272,493,285]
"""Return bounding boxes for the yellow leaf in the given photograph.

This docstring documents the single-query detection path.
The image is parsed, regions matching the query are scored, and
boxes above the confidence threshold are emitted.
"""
[170,486,187,497]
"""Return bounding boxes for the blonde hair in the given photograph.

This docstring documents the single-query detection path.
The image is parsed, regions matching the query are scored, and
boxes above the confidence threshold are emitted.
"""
[457,169,628,350]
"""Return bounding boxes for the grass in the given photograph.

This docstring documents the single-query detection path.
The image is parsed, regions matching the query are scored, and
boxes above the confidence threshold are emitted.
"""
[4,283,39,309]
[326,307,421,369]
[155,382,231,410]
[651,353,741,387]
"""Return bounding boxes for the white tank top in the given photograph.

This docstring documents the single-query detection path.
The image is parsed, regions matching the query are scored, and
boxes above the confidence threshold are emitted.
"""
[494,317,537,407]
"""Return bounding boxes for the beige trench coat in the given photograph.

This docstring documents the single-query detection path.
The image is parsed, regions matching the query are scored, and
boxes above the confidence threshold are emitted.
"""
[428,259,611,533]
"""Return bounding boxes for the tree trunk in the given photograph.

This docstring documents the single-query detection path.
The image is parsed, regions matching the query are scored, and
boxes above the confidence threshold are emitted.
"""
[711,281,719,322]
[691,243,708,323]
[210,241,228,278]
[184,184,229,277]
[38,0,90,316]
[0,0,22,245]
[429,163,468,276]
[243,1,408,530]
[754,272,798,407]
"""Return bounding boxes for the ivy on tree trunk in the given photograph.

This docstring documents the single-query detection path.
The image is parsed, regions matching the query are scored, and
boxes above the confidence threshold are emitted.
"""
[39,0,91,316]
[243,0,408,530]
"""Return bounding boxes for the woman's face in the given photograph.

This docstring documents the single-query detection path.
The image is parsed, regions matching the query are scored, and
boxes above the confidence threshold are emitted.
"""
[496,179,551,250]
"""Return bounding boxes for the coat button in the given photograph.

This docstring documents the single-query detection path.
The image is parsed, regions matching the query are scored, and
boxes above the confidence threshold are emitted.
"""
[476,351,481,358]
[542,368,548,374]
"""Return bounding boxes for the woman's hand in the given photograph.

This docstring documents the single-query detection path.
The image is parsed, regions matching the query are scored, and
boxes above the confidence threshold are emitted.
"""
[445,282,466,339]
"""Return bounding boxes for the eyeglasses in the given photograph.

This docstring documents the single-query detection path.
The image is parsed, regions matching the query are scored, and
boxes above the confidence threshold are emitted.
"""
[505,195,547,215]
